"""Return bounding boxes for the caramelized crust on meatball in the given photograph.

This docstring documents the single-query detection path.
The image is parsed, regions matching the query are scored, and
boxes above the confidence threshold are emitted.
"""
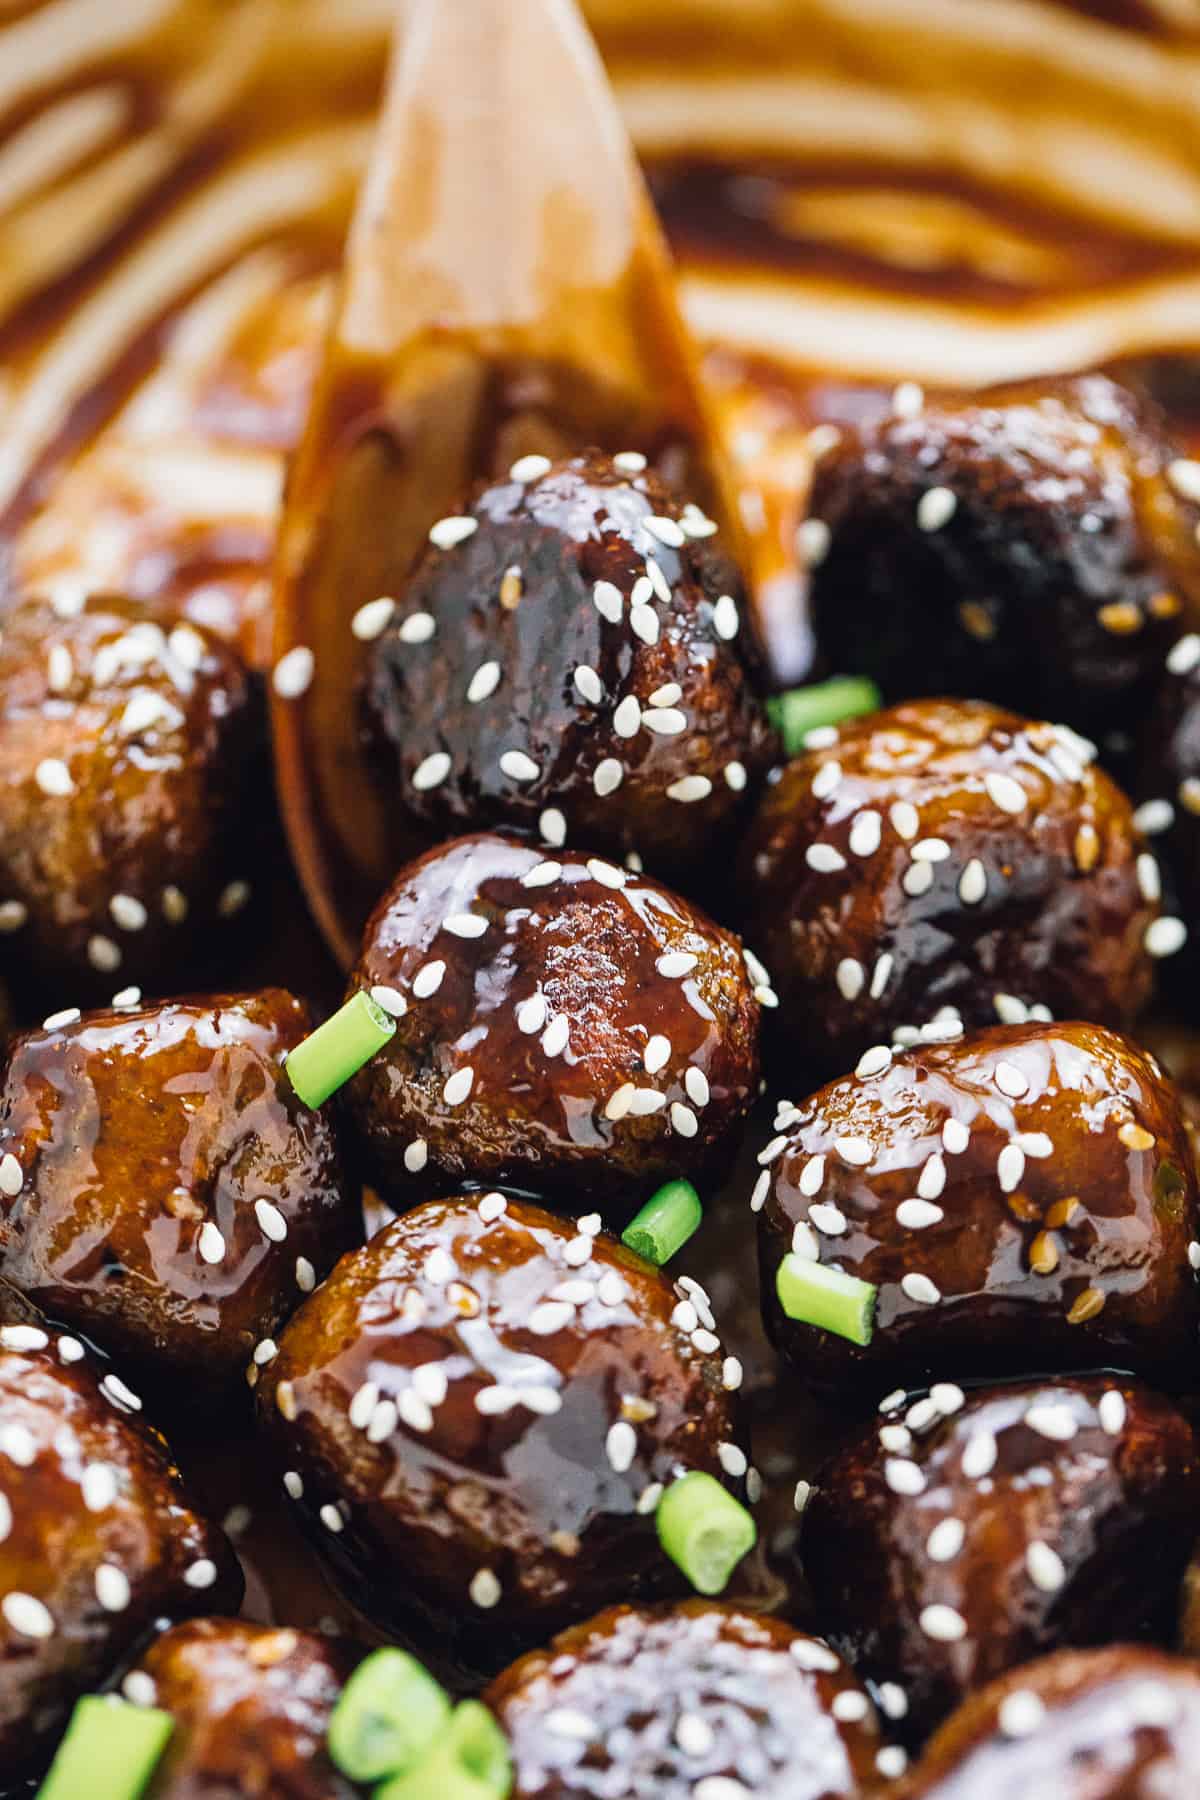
[0,1330,242,1778]
[344,832,762,1213]
[256,1197,750,1676]
[0,991,354,1395]
[361,451,776,877]
[803,1378,1200,1738]
[804,375,1200,730]
[739,699,1167,1074]
[757,1022,1200,1391]
[0,595,259,998]
[487,1601,889,1798]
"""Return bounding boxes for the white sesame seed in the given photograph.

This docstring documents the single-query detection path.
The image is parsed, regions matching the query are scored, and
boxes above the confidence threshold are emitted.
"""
[809,1202,848,1236]
[351,596,396,641]
[349,1382,379,1430]
[412,751,451,791]
[957,858,987,905]
[897,1199,943,1229]
[1137,853,1162,904]
[572,665,603,707]
[675,1711,715,1757]
[35,758,73,797]
[850,810,883,857]
[57,1338,85,1363]
[370,985,407,1018]
[253,1340,278,1367]
[398,611,436,644]
[901,1272,941,1305]
[832,1690,870,1723]
[628,1089,666,1116]
[657,951,698,978]
[542,1015,570,1057]
[796,1156,825,1198]
[593,581,623,624]
[1027,1540,1066,1592]
[750,1171,770,1213]
[942,1119,970,1155]
[812,761,842,801]
[995,1060,1029,1098]
[685,1069,710,1110]
[885,1458,926,1496]
[81,1463,119,1512]
[510,454,552,483]
[404,1139,428,1173]
[1168,633,1200,676]
[791,1221,820,1261]
[1146,916,1188,958]
[835,1135,873,1166]
[917,486,957,532]
[443,1068,474,1106]
[803,726,839,749]
[642,707,687,737]
[723,760,747,792]
[197,1221,226,1264]
[539,807,567,846]
[870,953,894,999]
[588,857,626,890]
[501,749,540,782]
[255,1199,287,1242]
[0,1326,43,1351]
[984,771,1027,814]
[630,605,659,646]
[42,1007,81,1032]
[835,958,864,1002]
[932,1384,965,1415]
[412,961,446,998]
[517,993,548,1035]
[713,594,740,640]
[444,912,487,939]
[916,1154,946,1200]
[880,1425,912,1454]
[641,1034,671,1075]
[1025,1402,1078,1441]
[272,646,314,699]
[856,1044,892,1079]
[920,1604,967,1643]
[465,661,502,705]
[806,844,847,874]
[1134,798,1174,835]
[0,901,26,934]
[902,860,934,898]
[997,1143,1025,1192]
[796,518,831,568]
[667,775,711,804]
[606,1420,637,1473]
[911,837,951,863]
[878,1684,908,1721]
[0,1155,21,1199]
[999,1691,1046,1738]
[429,516,478,550]
[184,1558,218,1589]
[1099,1389,1126,1435]
[927,1517,965,1562]
[893,380,925,418]
[3,1593,53,1638]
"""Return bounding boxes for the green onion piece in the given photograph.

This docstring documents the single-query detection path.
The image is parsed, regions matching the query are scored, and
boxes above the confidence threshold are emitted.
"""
[374,1701,512,1800]
[775,1253,877,1346]
[768,676,881,756]
[327,1647,451,1783]
[286,991,396,1109]
[36,1696,174,1800]
[656,1470,757,1597]
[622,1180,702,1265]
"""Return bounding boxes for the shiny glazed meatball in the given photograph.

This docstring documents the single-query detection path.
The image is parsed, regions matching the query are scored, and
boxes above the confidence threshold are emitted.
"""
[0,594,259,998]
[0,991,354,1395]
[802,1377,1200,1738]
[344,832,762,1212]
[361,450,776,876]
[0,1328,241,1778]
[905,1645,1200,1798]
[255,1196,751,1675]
[1136,631,1200,934]
[804,375,1200,730]
[757,1022,1200,1392]
[486,1601,893,1798]
[135,1619,361,1799]
[739,700,1167,1073]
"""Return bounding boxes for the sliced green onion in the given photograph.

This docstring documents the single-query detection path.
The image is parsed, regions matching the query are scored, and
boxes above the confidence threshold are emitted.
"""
[768,676,881,756]
[776,1253,877,1345]
[36,1696,173,1800]
[374,1701,512,1800]
[286,990,396,1109]
[656,1470,757,1597]
[622,1180,702,1265]
[327,1647,451,1783]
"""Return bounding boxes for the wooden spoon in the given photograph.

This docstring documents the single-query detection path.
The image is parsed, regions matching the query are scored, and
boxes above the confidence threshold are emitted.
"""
[270,0,745,968]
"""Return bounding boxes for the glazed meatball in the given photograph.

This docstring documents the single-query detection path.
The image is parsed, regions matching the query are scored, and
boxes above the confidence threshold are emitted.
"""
[802,1377,1200,1737]
[361,450,776,876]
[0,1328,241,1778]
[486,1601,893,1798]
[739,699,1170,1074]
[255,1196,751,1675]
[804,374,1200,730]
[0,991,354,1395]
[0,594,259,998]
[344,832,762,1212]
[134,1619,361,1799]
[757,1022,1199,1392]
[905,1646,1200,1798]
[1136,630,1200,934]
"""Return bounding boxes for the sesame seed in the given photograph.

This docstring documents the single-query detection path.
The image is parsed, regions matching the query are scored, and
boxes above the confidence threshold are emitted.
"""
[500,749,540,782]
[588,857,626,889]
[628,1089,666,1116]
[927,1517,964,1562]
[272,646,314,699]
[539,807,567,845]
[630,605,659,645]
[642,707,687,736]
[835,1135,873,1166]
[884,1458,926,1496]
[466,661,502,704]
[370,985,407,1017]
[870,953,893,999]
[796,519,831,568]
[35,758,73,797]
[957,858,987,906]
[218,880,251,919]
[1167,633,1200,675]
[916,486,957,532]
[319,1505,345,1534]
[803,726,839,749]
[42,1007,80,1031]
[0,902,26,933]
[920,1604,967,1643]
[712,594,739,640]
[82,1464,118,1512]
[850,810,882,857]
[878,1684,908,1721]
[510,454,552,482]
[412,961,446,998]
[1099,1389,1126,1435]
[806,844,847,874]
[880,1424,912,1453]
[897,1199,943,1229]
[835,958,864,1002]
[999,1691,1046,1738]
[517,993,548,1035]
[253,1340,278,1367]
[809,1202,848,1235]
[1026,1540,1066,1592]
[997,1143,1025,1192]
[723,761,746,791]
[398,611,436,644]
[0,1156,21,1199]
[444,912,487,939]
[797,1156,825,1197]
[412,752,451,792]
[296,1258,316,1292]
[255,1199,287,1242]
[995,1060,1029,1098]
[901,1272,941,1305]
[667,775,712,804]
[351,596,396,640]
[197,1222,225,1264]
[184,1558,218,1588]
[606,1420,637,1473]
[832,1691,870,1723]
[1146,916,1187,957]
[404,1139,428,1173]
[722,1356,743,1391]
[443,1068,474,1106]
[0,1325,43,1351]
[657,951,698,977]
[593,580,623,624]
[902,860,934,898]
[685,1067,709,1108]
[893,380,924,417]
[1136,853,1161,904]
[1134,798,1174,835]
[57,1338,85,1363]
[478,1192,507,1223]
[2,1593,53,1639]
[1025,1402,1078,1441]
[984,770,1027,815]
[932,1384,965,1414]
[429,516,478,550]
[542,1015,570,1057]
[750,1171,769,1212]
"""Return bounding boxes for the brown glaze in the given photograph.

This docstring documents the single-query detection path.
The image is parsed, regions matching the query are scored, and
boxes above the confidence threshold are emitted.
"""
[805,375,1200,731]
[803,1377,1200,1738]
[363,450,776,880]
[0,991,354,1396]
[0,1330,242,1779]
[758,1021,1200,1391]
[255,1196,750,1677]
[136,1619,361,1800]
[739,699,1164,1073]
[0,595,260,1003]
[1135,634,1200,934]
[904,1645,1200,1798]
[486,1601,891,1798]
[344,832,762,1214]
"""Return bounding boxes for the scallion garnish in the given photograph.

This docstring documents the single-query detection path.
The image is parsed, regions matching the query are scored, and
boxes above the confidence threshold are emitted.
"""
[775,1253,876,1345]
[285,990,396,1109]
[327,1646,450,1783]
[656,1470,757,1596]
[374,1700,512,1799]
[36,1696,173,1800]
[768,676,881,756]
[622,1180,702,1265]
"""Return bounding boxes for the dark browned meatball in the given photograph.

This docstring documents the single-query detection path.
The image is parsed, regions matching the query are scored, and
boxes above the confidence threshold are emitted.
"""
[0,1329,242,1779]
[802,1377,1200,1738]
[739,700,1172,1074]
[804,374,1200,730]
[344,832,763,1213]
[361,450,776,877]
[486,1601,894,1797]
[905,1646,1200,1798]
[135,1619,361,1799]
[0,594,260,999]
[1135,630,1200,936]
[255,1197,752,1676]
[0,991,354,1395]
[757,1022,1200,1393]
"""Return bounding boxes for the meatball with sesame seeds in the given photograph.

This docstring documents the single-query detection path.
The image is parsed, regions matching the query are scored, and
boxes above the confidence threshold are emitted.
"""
[804,375,1200,731]
[132,1619,363,1798]
[905,1645,1200,1798]
[739,699,1167,1075]
[487,1601,889,1798]
[0,1329,241,1779]
[804,1377,1200,1740]
[255,1196,752,1677]
[1135,631,1200,946]
[757,1022,1200,1393]
[343,832,762,1214]
[0,594,259,1001]
[361,451,777,878]
[0,991,354,1397]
